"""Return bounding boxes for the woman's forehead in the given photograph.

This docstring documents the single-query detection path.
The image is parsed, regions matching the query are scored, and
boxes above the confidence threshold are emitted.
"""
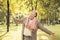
[29,10,37,16]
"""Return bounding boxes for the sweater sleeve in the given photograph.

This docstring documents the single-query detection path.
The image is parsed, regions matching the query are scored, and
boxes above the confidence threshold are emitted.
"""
[37,20,53,35]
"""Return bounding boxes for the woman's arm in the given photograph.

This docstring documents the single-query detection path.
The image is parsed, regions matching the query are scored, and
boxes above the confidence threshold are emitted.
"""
[37,20,54,35]
[13,17,25,23]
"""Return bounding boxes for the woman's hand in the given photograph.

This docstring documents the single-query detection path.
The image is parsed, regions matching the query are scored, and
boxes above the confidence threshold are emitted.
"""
[50,32,56,40]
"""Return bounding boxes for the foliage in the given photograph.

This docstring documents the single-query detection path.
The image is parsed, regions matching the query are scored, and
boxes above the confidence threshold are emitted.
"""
[0,0,7,22]
[0,0,60,21]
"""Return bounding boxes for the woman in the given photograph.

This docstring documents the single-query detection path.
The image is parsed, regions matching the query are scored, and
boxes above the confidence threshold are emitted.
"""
[20,10,55,40]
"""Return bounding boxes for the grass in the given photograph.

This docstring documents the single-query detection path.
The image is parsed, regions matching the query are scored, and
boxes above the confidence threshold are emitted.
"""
[37,24,60,40]
[0,24,60,40]
[0,25,7,36]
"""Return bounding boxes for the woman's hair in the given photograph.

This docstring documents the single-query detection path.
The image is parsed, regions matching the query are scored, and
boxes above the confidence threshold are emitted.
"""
[31,10,37,17]
[35,12,37,17]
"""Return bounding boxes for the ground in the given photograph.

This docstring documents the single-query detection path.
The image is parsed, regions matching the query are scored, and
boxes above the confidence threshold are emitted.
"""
[0,24,60,40]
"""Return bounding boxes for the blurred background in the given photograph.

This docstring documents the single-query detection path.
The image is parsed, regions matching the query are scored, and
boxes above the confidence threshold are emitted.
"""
[0,0,60,40]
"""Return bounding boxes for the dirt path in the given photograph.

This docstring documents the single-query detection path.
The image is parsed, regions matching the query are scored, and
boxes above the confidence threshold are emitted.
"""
[2,25,22,40]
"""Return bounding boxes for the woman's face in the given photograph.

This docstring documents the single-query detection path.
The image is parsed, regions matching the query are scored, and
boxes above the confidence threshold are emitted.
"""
[29,13,36,19]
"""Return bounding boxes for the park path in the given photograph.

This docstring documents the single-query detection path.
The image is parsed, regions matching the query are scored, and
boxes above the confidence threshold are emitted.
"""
[2,24,23,40]
[0,24,52,40]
